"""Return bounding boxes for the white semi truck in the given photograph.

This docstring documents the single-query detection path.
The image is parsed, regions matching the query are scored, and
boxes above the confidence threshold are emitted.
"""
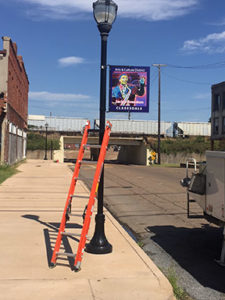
[181,151,225,266]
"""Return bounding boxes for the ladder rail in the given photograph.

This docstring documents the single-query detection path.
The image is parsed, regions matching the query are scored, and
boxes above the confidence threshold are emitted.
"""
[51,121,90,265]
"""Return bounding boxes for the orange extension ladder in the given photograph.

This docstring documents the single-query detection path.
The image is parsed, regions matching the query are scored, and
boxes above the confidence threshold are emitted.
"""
[50,120,112,272]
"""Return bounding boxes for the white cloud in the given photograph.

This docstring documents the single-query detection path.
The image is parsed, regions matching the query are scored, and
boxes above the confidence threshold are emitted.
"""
[29,91,90,101]
[16,0,199,21]
[208,18,225,26]
[58,56,85,67]
[119,0,198,21]
[182,31,225,54]
[193,93,210,100]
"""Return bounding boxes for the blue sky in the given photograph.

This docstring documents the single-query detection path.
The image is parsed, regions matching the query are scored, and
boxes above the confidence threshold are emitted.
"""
[1,0,225,123]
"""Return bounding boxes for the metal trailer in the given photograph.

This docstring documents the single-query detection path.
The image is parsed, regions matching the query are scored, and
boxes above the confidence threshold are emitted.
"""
[180,151,225,266]
[177,122,211,137]
[94,119,173,136]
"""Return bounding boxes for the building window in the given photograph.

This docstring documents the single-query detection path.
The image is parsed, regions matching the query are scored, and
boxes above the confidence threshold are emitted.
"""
[213,117,219,135]
[222,117,225,134]
[213,94,220,111]
[222,92,225,110]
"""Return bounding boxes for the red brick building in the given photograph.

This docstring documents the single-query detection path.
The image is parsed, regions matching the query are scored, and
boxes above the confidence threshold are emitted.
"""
[0,36,29,164]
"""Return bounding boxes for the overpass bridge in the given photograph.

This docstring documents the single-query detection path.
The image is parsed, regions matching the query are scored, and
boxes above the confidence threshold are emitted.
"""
[63,136,144,146]
[54,135,152,166]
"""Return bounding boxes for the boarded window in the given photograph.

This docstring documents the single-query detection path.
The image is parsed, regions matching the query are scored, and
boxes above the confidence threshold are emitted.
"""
[222,117,225,133]
[222,92,225,110]
[213,117,219,134]
[213,94,220,111]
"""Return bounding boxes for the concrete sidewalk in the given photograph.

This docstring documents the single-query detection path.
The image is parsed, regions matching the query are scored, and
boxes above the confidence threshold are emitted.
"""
[0,160,175,300]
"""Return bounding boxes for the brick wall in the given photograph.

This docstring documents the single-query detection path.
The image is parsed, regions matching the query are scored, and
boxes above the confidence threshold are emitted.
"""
[0,37,29,164]
[7,40,29,129]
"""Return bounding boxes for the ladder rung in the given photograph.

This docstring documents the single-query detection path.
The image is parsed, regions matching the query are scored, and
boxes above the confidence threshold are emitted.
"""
[61,232,91,240]
[189,200,196,203]
[80,160,98,165]
[73,177,89,181]
[83,144,101,149]
[56,252,76,258]
[68,213,82,217]
[88,129,99,133]
[69,196,97,203]
[70,195,89,199]
[61,231,80,237]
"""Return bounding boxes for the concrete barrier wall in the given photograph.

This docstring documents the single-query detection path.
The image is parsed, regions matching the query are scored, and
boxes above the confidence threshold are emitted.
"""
[160,152,206,164]
[27,150,53,160]
[118,145,149,165]
[27,148,206,165]
[117,146,206,165]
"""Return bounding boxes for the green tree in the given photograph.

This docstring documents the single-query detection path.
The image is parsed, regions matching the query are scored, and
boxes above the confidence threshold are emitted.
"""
[27,133,60,150]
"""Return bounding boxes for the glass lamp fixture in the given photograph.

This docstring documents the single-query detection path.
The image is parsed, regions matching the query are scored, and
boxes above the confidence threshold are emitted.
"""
[93,0,118,33]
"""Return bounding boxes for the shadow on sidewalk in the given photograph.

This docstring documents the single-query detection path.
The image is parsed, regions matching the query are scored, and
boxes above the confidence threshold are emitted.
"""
[22,214,82,270]
[145,224,225,293]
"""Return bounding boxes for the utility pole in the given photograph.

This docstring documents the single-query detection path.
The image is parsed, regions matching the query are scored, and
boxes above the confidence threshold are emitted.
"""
[152,64,166,165]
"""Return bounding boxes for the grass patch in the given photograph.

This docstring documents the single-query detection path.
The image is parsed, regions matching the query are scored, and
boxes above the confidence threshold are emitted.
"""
[166,267,192,300]
[137,241,144,248]
[149,136,225,156]
[0,164,19,184]
[150,163,180,168]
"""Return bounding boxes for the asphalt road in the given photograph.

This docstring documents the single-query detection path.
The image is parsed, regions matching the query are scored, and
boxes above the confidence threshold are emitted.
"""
[75,162,225,300]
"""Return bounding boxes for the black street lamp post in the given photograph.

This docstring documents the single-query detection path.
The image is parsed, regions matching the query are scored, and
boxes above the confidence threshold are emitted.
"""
[85,0,118,254]
[44,123,48,160]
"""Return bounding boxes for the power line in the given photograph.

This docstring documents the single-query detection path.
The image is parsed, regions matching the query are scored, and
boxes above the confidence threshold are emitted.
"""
[166,61,225,69]
[164,71,211,85]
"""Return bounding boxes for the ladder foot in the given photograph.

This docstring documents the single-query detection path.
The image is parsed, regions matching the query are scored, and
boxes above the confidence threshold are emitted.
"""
[49,262,56,269]
[73,266,81,272]
[74,261,81,272]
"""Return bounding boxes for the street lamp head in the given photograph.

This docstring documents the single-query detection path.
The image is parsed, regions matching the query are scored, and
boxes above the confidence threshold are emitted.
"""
[93,0,118,34]
[45,123,48,129]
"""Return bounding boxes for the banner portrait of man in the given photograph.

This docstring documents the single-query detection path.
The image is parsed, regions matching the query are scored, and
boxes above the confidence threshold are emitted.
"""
[109,66,150,113]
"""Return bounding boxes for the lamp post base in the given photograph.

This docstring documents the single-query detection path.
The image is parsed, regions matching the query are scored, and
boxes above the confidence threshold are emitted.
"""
[85,213,112,254]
